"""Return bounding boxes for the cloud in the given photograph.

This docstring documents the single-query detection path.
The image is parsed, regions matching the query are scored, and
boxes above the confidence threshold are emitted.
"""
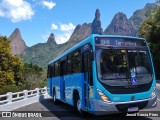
[51,23,58,30]
[55,31,72,44]
[49,22,75,44]
[41,31,72,44]
[0,10,4,16]
[60,23,76,31]
[42,1,56,10]
[0,0,34,22]
[41,32,50,42]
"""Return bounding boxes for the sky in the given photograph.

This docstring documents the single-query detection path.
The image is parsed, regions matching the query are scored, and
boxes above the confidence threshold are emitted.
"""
[0,0,157,47]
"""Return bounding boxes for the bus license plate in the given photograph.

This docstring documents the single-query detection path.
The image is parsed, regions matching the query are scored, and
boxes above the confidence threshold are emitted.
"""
[127,107,138,112]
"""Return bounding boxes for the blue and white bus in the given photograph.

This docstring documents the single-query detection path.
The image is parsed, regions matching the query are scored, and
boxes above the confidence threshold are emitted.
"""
[47,34,157,115]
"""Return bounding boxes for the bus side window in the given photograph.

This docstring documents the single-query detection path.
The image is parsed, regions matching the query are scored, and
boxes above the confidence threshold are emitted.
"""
[53,64,55,77]
[47,65,50,78]
[67,54,72,74]
[60,60,67,76]
[55,61,60,76]
[48,64,54,78]
[72,49,81,73]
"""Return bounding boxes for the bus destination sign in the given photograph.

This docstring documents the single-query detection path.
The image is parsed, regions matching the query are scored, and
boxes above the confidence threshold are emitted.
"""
[95,37,147,47]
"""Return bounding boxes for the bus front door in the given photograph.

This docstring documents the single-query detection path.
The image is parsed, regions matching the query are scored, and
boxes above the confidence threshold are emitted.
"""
[82,51,93,110]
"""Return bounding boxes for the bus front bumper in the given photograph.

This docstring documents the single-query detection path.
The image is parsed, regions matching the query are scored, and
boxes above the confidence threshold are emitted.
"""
[92,95,157,115]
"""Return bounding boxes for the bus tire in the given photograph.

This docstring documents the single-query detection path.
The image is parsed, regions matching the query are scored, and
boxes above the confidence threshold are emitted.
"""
[53,88,58,104]
[75,93,86,116]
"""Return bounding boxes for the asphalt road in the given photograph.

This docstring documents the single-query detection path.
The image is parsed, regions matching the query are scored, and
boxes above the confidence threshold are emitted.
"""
[1,85,160,120]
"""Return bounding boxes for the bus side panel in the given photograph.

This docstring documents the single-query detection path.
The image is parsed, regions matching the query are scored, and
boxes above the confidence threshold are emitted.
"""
[47,78,52,96]
[52,76,61,100]
[64,73,84,106]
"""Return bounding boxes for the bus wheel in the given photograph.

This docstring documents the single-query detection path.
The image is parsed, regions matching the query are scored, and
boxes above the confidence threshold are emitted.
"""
[77,99,82,112]
[53,88,58,104]
[76,95,85,116]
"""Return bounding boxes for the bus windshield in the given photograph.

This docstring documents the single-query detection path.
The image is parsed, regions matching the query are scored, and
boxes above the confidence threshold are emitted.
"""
[96,48,153,86]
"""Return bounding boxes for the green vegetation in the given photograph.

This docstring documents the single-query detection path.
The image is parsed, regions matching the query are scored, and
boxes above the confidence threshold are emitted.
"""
[22,63,46,90]
[0,36,23,87]
[20,39,69,69]
[139,7,160,79]
[21,43,59,69]
[0,36,46,94]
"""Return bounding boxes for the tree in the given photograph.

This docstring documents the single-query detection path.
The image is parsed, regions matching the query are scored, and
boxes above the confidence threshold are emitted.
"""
[11,55,24,86]
[139,7,160,79]
[0,36,24,87]
[22,63,46,90]
[0,36,46,94]
[0,36,14,86]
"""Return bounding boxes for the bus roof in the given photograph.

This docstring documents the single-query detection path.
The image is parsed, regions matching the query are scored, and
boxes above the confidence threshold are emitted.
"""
[48,34,94,65]
[48,34,145,65]
[92,34,145,40]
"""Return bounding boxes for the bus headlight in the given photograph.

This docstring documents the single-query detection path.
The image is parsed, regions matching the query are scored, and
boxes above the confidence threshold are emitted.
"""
[150,86,156,98]
[97,89,110,102]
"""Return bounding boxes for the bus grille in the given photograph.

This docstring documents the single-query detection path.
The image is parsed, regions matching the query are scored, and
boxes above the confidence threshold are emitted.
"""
[100,81,152,94]
[115,101,148,112]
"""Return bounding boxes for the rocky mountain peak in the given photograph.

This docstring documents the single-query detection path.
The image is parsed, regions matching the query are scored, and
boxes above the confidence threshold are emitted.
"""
[129,3,157,31]
[95,9,100,20]
[47,33,56,44]
[9,28,27,55]
[104,12,136,36]
[92,9,103,34]
[10,28,21,39]
[114,12,128,21]
[21,3,157,69]
[145,3,157,9]
[68,23,92,42]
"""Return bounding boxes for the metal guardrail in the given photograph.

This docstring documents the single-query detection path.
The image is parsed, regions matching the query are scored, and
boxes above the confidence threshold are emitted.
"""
[0,87,47,105]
